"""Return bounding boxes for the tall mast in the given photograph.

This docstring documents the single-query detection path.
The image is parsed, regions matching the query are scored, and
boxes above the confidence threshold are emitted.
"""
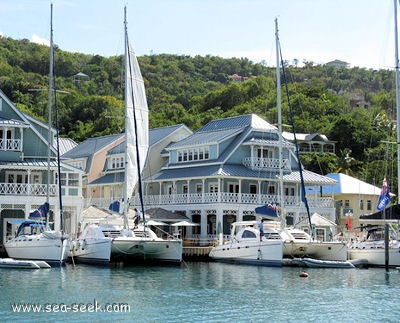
[122,6,129,228]
[394,0,400,199]
[275,18,284,224]
[47,3,54,204]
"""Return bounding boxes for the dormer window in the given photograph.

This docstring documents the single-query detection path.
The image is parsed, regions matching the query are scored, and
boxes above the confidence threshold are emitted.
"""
[110,156,124,169]
[177,147,209,163]
[257,147,272,158]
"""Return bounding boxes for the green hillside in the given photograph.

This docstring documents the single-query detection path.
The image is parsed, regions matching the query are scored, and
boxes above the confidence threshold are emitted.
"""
[0,36,397,197]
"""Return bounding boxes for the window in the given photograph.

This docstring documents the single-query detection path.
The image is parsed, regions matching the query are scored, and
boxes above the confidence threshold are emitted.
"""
[249,184,257,194]
[177,147,210,162]
[228,183,239,193]
[257,147,272,158]
[359,200,364,210]
[242,230,256,239]
[182,184,188,194]
[367,200,372,211]
[59,173,80,187]
[196,184,202,193]
[345,200,350,208]
[268,185,275,195]
[110,156,124,169]
[285,187,295,196]
[209,184,218,193]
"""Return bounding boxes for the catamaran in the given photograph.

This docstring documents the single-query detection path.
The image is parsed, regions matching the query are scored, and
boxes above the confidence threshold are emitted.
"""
[97,7,182,264]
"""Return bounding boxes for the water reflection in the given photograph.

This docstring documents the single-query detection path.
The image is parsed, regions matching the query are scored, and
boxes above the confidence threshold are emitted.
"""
[2,263,400,322]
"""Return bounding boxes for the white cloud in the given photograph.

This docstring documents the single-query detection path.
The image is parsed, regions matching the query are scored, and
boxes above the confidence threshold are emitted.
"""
[31,34,50,47]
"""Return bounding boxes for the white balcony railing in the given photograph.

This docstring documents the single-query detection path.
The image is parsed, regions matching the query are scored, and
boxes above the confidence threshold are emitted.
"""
[0,139,22,151]
[85,193,334,210]
[242,157,290,170]
[0,183,58,196]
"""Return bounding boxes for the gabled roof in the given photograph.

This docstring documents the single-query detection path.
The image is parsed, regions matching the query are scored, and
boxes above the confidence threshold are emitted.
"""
[168,127,243,149]
[320,173,383,195]
[283,170,338,185]
[62,133,124,159]
[198,114,276,132]
[167,114,277,150]
[150,124,192,146]
[106,124,193,156]
[0,116,29,127]
[57,138,78,156]
[0,90,57,157]
[282,131,333,142]
[87,172,124,185]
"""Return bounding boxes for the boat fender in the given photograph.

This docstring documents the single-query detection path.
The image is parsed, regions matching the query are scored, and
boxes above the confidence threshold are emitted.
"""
[299,272,309,278]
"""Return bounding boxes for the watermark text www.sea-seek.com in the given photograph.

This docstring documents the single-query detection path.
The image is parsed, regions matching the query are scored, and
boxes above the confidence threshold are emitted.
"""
[11,299,130,313]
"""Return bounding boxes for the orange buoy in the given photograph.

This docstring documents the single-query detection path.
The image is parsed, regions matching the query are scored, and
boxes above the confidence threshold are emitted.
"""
[299,271,309,278]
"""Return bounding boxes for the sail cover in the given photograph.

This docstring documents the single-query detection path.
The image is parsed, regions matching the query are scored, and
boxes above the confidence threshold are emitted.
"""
[125,38,149,197]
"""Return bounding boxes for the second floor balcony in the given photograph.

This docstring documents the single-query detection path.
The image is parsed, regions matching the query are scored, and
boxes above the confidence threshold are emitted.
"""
[242,157,290,171]
[0,138,22,151]
[0,183,58,196]
[86,192,334,211]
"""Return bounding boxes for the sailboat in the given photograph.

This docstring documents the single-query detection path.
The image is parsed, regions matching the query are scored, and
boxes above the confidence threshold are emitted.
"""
[97,7,182,264]
[70,220,111,265]
[208,220,283,266]
[259,18,347,262]
[347,183,400,267]
[347,0,400,268]
[4,4,70,266]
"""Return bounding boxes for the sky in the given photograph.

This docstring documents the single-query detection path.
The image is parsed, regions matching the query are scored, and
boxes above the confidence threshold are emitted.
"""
[0,0,398,69]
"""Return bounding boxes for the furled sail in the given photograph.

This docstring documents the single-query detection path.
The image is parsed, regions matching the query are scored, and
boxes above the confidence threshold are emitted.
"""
[124,30,149,202]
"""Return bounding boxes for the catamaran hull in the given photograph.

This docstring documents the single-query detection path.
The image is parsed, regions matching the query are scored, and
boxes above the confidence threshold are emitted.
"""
[70,238,111,265]
[347,248,400,267]
[209,240,283,267]
[111,238,182,263]
[283,241,348,261]
[5,238,70,266]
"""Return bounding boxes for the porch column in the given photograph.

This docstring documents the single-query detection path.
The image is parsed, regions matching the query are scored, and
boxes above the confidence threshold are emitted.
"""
[27,169,31,195]
[186,179,189,204]
[257,180,261,204]
[250,145,254,168]
[202,179,205,203]
[238,178,242,203]
[217,178,221,202]
[19,127,23,151]
[200,209,207,240]
[173,181,177,204]
[159,182,162,205]
[2,127,7,150]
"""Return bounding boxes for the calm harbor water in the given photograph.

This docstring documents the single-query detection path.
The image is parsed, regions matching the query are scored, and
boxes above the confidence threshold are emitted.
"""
[1,261,399,323]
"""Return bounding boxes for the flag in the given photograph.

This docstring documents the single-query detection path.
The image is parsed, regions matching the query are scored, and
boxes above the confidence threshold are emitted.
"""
[255,203,279,218]
[345,211,353,231]
[377,178,391,211]
[29,202,50,219]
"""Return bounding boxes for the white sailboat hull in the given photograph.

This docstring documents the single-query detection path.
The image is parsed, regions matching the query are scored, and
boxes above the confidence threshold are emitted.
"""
[283,241,348,261]
[209,240,283,266]
[5,234,70,265]
[70,238,111,265]
[111,237,182,263]
[348,247,400,267]
[111,238,182,263]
